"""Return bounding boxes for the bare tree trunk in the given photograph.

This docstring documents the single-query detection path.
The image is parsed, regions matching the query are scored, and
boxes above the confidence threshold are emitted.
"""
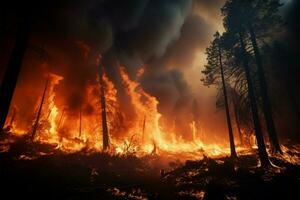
[0,17,30,131]
[238,31,270,166]
[31,76,49,141]
[217,36,237,158]
[78,106,82,138]
[142,116,146,143]
[99,64,109,151]
[248,23,282,154]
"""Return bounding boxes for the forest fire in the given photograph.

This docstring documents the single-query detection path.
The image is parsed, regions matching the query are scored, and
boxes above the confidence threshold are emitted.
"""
[1,0,299,199]
[3,61,235,159]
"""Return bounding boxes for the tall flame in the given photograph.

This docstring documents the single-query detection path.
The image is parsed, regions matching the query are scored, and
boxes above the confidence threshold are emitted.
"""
[4,63,234,159]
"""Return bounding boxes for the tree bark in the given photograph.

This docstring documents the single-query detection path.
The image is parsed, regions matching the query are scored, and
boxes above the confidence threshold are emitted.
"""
[0,18,30,131]
[248,23,282,154]
[238,31,270,166]
[217,36,237,158]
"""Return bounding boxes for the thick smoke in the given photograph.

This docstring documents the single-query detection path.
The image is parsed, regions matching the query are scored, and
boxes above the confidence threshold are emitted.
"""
[1,0,229,140]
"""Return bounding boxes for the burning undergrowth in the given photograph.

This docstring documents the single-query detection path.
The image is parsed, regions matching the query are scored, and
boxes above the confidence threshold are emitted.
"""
[2,58,235,160]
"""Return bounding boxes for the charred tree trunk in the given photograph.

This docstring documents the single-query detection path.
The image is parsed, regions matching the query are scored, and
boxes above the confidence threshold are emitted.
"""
[31,76,49,141]
[217,36,237,158]
[238,31,270,166]
[99,64,109,151]
[0,17,30,131]
[142,116,146,143]
[248,23,282,154]
[78,106,82,138]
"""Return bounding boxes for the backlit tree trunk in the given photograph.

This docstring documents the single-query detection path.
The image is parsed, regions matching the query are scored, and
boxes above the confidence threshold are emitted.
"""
[217,36,237,158]
[99,64,109,151]
[248,23,282,154]
[238,31,270,166]
[0,18,30,131]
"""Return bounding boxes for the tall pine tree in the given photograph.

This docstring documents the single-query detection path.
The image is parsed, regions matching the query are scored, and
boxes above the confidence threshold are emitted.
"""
[202,32,237,158]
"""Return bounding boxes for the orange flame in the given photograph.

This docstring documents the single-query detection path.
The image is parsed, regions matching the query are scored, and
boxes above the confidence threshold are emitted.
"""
[5,64,236,160]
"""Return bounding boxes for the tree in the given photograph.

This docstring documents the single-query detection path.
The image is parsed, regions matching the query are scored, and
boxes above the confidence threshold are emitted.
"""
[202,32,237,158]
[221,0,272,166]
[31,75,49,141]
[98,59,109,151]
[239,31,271,166]
[0,16,30,131]
[222,0,282,153]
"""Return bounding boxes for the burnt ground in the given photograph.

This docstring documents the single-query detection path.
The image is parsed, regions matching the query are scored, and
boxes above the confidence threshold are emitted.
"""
[0,137,299,200]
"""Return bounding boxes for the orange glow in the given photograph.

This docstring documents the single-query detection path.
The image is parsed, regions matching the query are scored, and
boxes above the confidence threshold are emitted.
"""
[4,62,243,160]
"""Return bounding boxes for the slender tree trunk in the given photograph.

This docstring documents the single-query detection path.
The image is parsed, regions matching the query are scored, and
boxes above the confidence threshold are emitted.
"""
[99,64,109,151]
[217,37,237,158]
[79,106,82,138]
[0,18,30,131]
[248,23,282,154]
[233,102,243,146]
[238,31,270,166]
[142,116,146,143]
[31,76,49,141]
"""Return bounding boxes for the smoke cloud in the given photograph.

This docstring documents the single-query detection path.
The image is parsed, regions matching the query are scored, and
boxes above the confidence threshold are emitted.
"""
[1,0,231,141]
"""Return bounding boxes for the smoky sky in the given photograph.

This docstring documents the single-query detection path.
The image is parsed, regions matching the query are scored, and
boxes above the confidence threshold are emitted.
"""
[5,0,298,141]
[0,0,236,140]
[1,0,299,142]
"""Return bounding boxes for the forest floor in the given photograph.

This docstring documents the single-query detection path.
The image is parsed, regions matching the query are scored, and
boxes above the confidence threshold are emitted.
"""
[0,135,299,200]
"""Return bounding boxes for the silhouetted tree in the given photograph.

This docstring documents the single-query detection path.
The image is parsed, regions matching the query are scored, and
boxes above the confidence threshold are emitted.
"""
[98,60,109,151]
[222,0,282,153]
[202,32,237,158]
[0,16,30,131]
[222,0,271,166]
